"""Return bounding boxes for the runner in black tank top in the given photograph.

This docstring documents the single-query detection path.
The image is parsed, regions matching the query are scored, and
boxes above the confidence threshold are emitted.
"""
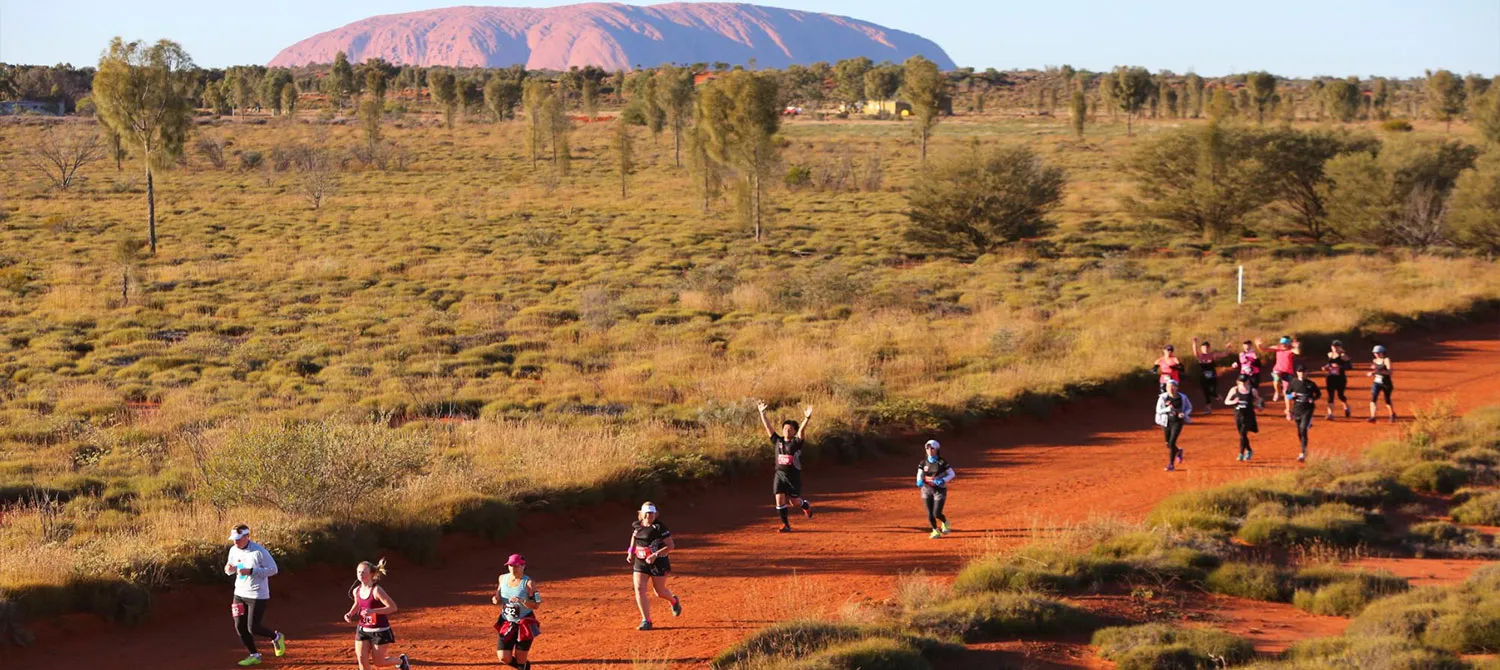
[1367,345,1397,423]
[758,402,814,532]
[1322,340,1352,420]
[1288,366,1322,462]
[1225,375,1260,462]
[627,502,681,631]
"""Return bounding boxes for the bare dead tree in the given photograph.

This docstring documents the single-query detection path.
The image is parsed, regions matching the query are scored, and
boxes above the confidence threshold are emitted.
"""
[23,124,104,190]
[1392,184,1452,249]
[291,144,338,209]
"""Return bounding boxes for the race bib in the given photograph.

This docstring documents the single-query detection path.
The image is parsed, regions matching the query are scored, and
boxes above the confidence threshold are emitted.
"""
[633,546,651,559]
[231,602,247,618]
[775,454,794,466]
[1202,368,1215,378]
[360,610,377,627]
[1375,375,1386,385]
[502,602,522,621]
[1329,364,1341,375]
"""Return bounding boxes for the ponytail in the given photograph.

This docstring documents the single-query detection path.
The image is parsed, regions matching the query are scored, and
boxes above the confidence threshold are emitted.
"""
[357,558,389,583]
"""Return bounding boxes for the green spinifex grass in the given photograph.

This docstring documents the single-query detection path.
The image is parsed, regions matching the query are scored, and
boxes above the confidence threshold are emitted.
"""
[1,112,1498,622]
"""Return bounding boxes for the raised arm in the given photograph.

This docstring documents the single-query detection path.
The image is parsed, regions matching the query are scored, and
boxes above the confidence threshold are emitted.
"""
[756,402,775,438]
[797,406,812,440]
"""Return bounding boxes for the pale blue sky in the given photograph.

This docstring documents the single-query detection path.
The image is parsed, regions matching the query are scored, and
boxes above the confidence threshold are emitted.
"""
[2,0,1497,76]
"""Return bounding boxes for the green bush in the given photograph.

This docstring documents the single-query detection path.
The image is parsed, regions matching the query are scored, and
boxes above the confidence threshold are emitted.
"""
[1323,472,1414,508]
[1092,624,1255,669]
[1422,599,1500,653]
[791,637,929,670]
[712,620,867,667]
[1235,502,1376,547]
[907,592,1094,641]
[1407,521,1489,551]
[202,419,431,518]
[1450,491,1500,525]
[1382,119,1415,132]
[1397,462,1469,495]
[1206,562,1288,602]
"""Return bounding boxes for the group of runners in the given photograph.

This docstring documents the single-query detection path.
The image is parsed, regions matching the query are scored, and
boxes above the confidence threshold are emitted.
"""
[218,335,1411,667]
[219,401,958,668]
[1153,335,1398,471]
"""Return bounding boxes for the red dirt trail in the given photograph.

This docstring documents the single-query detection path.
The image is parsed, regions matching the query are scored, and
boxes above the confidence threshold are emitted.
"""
[10,322,1500,670]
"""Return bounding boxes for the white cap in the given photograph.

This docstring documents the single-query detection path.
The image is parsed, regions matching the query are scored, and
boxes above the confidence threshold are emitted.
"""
[640,503,658,514]
[924,439,941,450]
[228,526,250,541]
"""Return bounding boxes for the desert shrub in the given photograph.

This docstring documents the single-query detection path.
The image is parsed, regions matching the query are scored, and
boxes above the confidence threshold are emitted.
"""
[1206,562,1288,602]
[1407,521,1489,552]
[784,165,812,189]
[1397,462,1468,494]
[1092,624,1255,670]
[711,621,950,669]
[952,543,1127,594]
[1382,119,1415,132]
[907,592,1094,641]
[200,420,430,518]
[790,637,929,670]
[1422,599,1500,653]
[1292,571,1409,617]
[1275,635,1468,670]
[1323,471,1414,508]
[1451,491,1500,525]
[1147,481,1307,534]
[904,145,1064,259]
[1236,502,1376,548]
[238,150,264,171]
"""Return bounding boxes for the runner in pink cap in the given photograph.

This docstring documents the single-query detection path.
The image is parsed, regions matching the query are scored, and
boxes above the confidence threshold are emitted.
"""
[493,553,541,669]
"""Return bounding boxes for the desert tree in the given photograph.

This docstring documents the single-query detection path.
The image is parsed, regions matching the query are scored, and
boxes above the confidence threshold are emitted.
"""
[863,65,902,102]
[904,145,1065,259]
[833,56,872,107]
[92,37,195,255]
[1184,72,1205,118]
[1070,90,1087,138]
[1207,86,1235,120]
[231,71,252,116]
[104,125,127,170]
[483,75,522,121]
[902,55,945,161]
[429,68,459,129]
[330,50,356,108]
[581,77,599,119]
[1107,66,1155,136]
[261,69,293,115]
[1244,71,1276,124]
[1253,128,1378,242]
[1448,150,1500,254]
[23,124,103,190]
[1370,77,1390,120]
[544,84,572,177]
[522,78,548,167]
[1323,137,1478,247]
[687,111,725,213]
[281,82,299,118]
[614,117,634,198]
[1322,78,1362,123]
[359,95,383,154]
[365,68,387,105]
[1425,69,1465,132]
[1472,82,1500,145]
[291,142,338,209]
[1059,64,1076,94]
[1123,122,1270,240]
[1463,75,1492,119]
[696,70,781,241]
[657,67,696,167]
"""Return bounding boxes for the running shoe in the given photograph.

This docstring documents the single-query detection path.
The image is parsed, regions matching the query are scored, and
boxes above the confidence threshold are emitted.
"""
[929,529,942,539]
[1389,414,1398,424]
[1165,465,1175,472]
[801,501,813,518]
[638,620,653,631]
[670,595,683,617]
[238,655,263,667]
[1176,450,1185,465]
[1245,449,1253,461]
[1326,411,1334,420]
[1297,453,1306,463]
[398,654,411,670]
[778,525,792,533]
[1344,407,1351,418]
[940,520,951,535]
[1236,453,1245,461]
[272,631,286,657]
[1367,417,1376,423]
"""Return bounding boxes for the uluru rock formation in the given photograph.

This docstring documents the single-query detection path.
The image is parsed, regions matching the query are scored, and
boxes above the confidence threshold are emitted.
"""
[268,2,955,71]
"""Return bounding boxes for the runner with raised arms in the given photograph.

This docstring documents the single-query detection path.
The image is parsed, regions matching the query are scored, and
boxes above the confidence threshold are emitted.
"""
[758,402,814,533]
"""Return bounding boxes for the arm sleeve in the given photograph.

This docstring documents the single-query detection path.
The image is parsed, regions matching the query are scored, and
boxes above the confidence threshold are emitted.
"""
[916,468,925,487]
[256,547,279,578]
[1181,395,1193,416]
[941,467,956,483]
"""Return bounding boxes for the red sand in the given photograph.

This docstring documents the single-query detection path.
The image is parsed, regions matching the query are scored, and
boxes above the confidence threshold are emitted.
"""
[9,322,1499,670]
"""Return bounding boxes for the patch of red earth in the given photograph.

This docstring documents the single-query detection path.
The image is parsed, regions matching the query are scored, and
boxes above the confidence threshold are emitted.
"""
[1351,557,1492,587]
[1179,593,1347,654]
[947,639,1103,669]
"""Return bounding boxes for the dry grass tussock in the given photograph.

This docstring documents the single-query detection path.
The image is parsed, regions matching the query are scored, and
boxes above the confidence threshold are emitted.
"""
[1,114,1498,618]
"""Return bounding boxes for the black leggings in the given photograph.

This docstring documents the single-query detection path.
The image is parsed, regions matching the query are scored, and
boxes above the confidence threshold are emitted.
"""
[1326,381,1347,404]
[923,491,947,529]
[1200,377,1219,406]
[1294,408,1314,453]
[233,596,276,655]
[1163,419,1184,464]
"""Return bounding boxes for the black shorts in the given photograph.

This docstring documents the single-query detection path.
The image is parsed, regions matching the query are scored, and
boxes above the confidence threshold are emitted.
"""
[1325,377,1347,393]
[1235,408,1259,434]
[497,621,538,652]
[1372,383,1393,403]
[633,556,671,577]
[773,469,802,497]
[356,627,396,645]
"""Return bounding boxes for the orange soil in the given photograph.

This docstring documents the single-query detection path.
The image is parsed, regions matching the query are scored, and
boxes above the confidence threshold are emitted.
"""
[9,322,1499,670]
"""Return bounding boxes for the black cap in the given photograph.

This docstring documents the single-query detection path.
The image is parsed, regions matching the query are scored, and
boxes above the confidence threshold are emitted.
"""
[1332,339,1343,347]
[1294,364,1307,373]
[1164,344,1174,351]
[1238,374,1252,383]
